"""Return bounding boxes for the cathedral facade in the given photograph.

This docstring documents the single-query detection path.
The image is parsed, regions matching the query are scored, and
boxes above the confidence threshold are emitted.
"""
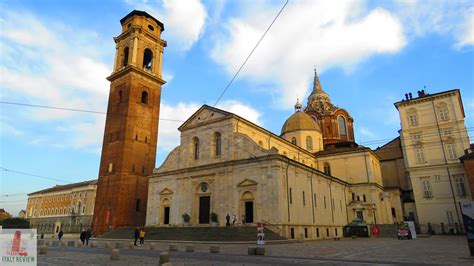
[145,71,399,239]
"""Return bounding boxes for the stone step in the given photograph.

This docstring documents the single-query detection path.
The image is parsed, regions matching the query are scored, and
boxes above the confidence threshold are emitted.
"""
[98,226,286,241]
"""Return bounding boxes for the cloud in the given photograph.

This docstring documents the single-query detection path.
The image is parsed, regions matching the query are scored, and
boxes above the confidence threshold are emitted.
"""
[0,10,110,151]
[157,100,261,152]
[211,1,406,107]
[392,0,473,48]
[124,0,207,51]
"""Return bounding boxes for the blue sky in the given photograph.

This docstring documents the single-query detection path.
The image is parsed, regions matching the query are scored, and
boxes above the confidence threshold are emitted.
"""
[1,0,473,215]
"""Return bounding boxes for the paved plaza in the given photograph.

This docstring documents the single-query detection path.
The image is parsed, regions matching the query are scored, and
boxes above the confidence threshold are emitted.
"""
[38,236,473,265]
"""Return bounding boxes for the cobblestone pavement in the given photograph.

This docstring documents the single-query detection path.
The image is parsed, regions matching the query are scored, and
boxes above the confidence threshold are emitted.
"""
[38,236,474,265]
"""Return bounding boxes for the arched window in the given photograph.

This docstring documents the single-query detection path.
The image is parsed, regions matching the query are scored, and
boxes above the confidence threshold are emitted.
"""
[118,90,123,102]
[141,91,148,104]
[291,137,297,145]
[214,132,221,156]
[123,47,129,67]
[306,136,313,150]
[338,116,347,136]
[143,48,153,70]
[193,137,200,160]
[323,163,331,176]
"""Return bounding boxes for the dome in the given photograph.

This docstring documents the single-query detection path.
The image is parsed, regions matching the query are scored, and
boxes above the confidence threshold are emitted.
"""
[281,111,321,135]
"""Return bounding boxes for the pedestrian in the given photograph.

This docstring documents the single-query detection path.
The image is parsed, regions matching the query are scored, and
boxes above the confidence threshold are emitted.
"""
[40,233,44,239]
[58,230,63,241]
[85,228,92,246]
[241,215,246,225]
[139,228,145,246]
[134,227,139,246]
[232,214,236,225]
[80,231,86,245]
[226,214,230,226]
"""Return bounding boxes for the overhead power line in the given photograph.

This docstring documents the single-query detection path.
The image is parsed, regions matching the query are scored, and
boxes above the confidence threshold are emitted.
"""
[0,167,70,183]
[213,0,289,106]
[0,101,184,122]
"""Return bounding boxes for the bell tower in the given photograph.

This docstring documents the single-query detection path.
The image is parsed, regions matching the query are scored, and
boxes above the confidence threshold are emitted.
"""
[93,10,166,234]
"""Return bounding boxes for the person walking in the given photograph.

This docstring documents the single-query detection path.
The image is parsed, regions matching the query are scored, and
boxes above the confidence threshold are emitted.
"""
[139,228,145,246]
[58,230,64,242]
[80,231,86,245]
[85,228,92,246]
[134,227,139,246]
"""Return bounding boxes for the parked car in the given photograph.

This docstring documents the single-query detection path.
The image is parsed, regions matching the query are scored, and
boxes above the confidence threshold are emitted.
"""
[397,223,412,240]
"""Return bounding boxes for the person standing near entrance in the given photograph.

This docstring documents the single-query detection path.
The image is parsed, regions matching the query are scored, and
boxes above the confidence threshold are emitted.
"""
[242,215,246,225]
[133,227,139,246]
[85,228,92,246]
[226,214,230,226]
[139,227,145,246]
[58,230,63,242]
[232,214,237,225]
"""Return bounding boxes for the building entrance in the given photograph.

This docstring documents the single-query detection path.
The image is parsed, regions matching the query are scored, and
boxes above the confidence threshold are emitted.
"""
[245,201,254,223]
[199,196,210,224]
[164,207,170,224]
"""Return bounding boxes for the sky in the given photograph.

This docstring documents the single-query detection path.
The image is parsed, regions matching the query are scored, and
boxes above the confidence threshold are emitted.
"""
[1,0,473,215]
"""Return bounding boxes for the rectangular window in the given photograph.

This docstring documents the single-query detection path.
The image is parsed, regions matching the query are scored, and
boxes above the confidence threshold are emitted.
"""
[356,210,364,220]
[304,228,308,238]
[415,147,425,163]
[454,175,466,196]
[411,132,422,141]
[290,228,295,239]
[439,108,449,121]
[303,191,306,206]
[289,188,292,204]
[422,179,433,198]
[352,192,355,201]
[391,208,396,217]
[335,228,338,236]
[446,143,457,160]
[326,228,329,237]
[408,114,418,126]
[316,228,320,238]
[108,162,113,173]
[135,199,140,212]
[363,195,366,202]
[447,211,454,226]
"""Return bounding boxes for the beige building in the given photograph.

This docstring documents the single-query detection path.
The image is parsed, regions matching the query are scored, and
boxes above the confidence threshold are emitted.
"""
[146,79,399,239]
[26,180,97,234]
[395,89,471,233]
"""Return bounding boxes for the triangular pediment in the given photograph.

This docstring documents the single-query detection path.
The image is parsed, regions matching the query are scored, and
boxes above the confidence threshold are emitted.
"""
[237,178,258,187]
[178,105,233,131]
[159,188,173,195]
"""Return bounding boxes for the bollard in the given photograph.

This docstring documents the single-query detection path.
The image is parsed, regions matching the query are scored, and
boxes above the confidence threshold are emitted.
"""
[210,245,220,253]
[111,249,120,260]
[129,242,134,249]
[255,246,265,255]
[39,245,48,255]
[77,240,83,247]
[105,242,112,248]
[159,251,170,265]
[247,246,256,255]
[169,244,178,251]
[67,240,76,247]
[185,245,195,252]
[149,243,156,250]
[90,241,98,248]
[115,242,123,249]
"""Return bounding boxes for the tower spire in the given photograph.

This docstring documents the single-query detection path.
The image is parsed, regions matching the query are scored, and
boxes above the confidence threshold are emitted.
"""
[313,66,324,93]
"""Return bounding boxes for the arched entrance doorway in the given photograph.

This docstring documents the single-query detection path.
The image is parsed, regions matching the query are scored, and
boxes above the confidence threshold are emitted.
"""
[161,198,170,225]
[193,182,211,224]
[241,191,254,224]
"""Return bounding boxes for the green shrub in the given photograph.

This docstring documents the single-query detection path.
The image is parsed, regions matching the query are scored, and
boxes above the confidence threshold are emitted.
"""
[210,212,218,223]
[0,218,30,228]
[182,212,190,223]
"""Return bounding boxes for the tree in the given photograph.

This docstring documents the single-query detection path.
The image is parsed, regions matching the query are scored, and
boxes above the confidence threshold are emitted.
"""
[0,217,30,228]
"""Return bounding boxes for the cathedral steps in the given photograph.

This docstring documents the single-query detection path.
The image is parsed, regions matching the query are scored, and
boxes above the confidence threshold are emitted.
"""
[98,226,287,242]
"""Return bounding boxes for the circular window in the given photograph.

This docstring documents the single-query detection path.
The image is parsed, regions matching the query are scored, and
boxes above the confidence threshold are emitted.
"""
[200,183,208,193]
[148,25,154,31]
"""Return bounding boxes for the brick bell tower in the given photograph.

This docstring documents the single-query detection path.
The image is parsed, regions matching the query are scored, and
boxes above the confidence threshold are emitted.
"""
[93,10,166,234]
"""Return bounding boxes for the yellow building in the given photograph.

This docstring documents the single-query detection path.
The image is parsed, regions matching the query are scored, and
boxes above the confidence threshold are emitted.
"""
[146,80,399,239]
[395,89,471,233]
[26,180,97,235]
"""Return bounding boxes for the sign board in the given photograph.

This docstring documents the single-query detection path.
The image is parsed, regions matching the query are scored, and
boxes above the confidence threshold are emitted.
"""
[406,221,417,239]
[257,223,265,245]
[1,229,37,265]
[460,201,474,256]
